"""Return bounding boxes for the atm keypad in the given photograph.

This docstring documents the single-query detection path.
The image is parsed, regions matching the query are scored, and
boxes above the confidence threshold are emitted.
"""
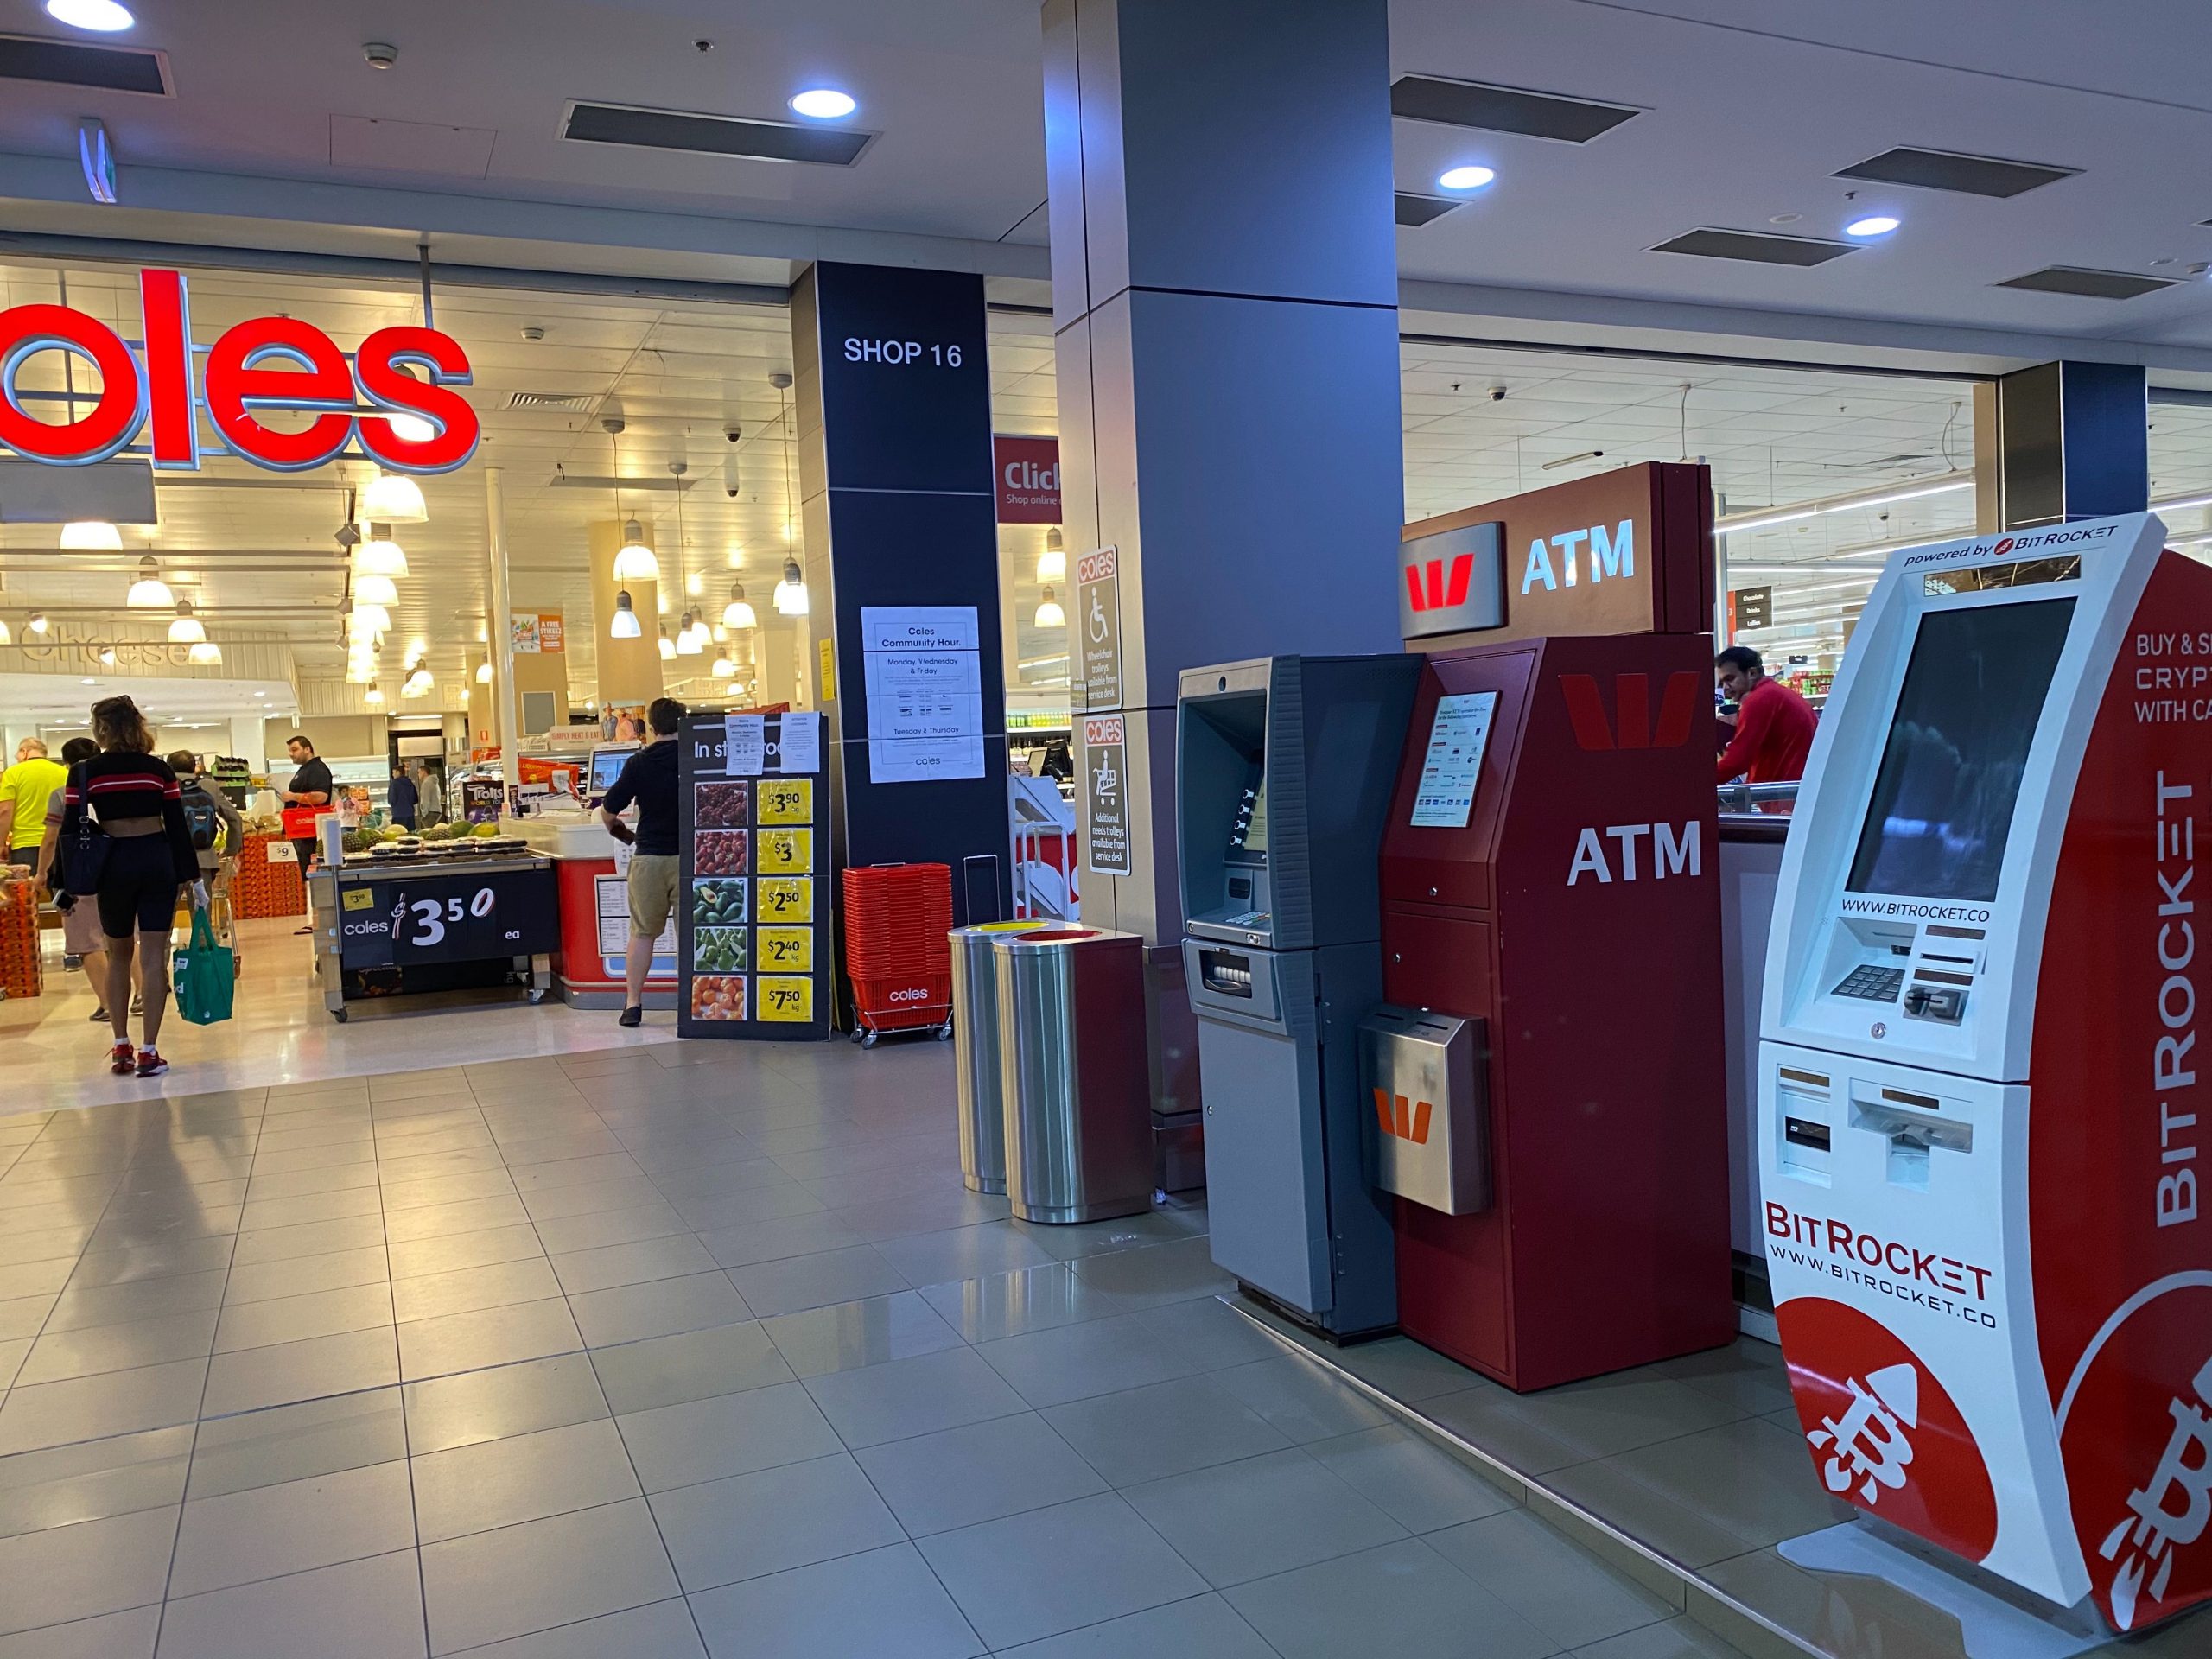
[1222,910,1271,930]
[1832,965,1905,1002]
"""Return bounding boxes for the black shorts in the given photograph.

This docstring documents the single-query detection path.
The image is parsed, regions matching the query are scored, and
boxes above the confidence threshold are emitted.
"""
[97,835,183,938]
[6,847,34,868]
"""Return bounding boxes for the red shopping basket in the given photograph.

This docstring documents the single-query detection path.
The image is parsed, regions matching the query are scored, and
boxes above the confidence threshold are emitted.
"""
[842,863,954,1046]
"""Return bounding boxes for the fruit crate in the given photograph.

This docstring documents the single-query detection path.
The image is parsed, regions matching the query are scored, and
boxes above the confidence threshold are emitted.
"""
[233,833,306,919]
[0,878,42,999]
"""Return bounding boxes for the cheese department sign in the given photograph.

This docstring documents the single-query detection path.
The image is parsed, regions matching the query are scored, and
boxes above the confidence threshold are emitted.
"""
[0,268,480,474]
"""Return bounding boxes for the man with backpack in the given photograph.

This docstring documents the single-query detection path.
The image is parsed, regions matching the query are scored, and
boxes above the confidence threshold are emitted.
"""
[169,752,246,967]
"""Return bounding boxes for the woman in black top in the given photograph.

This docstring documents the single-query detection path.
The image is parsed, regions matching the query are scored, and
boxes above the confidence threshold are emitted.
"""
[58,695,200,1078]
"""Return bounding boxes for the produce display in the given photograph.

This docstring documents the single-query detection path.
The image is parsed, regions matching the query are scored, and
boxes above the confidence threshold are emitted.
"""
[692,880,747,928]
[690,974,747,1020]
[694,926,748,973]
[696,830,749,876]
[695,781,749,830]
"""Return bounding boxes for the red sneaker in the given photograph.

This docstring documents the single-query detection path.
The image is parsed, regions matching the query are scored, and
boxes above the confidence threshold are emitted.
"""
[135,1049,168,1078]
[109,1041,136,1075]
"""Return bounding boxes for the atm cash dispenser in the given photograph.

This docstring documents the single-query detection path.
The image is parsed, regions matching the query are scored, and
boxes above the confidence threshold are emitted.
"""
[1760,513,2212,1632]
[1379,632,1735,1390]
[1179,655,1421,1339]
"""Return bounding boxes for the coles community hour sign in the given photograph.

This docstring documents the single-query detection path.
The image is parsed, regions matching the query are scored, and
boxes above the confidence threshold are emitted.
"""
[0,268,480,474]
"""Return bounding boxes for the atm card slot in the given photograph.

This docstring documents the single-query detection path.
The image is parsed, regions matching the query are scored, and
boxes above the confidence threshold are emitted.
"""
[1784,1118,1832,1153]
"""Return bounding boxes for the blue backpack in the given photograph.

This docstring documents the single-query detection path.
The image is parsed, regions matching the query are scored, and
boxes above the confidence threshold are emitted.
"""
[180,780,221,851]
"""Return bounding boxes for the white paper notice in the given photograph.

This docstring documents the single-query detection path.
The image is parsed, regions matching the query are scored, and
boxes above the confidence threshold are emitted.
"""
[775,715,821,776]
[722,715,766,777]
[1410,691,1500,830]
[595,874,674,958]
[861,606,985,783]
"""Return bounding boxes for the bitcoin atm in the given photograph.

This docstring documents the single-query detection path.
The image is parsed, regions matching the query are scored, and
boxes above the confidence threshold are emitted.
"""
[1378,633,1737,1389]
[1759,512,2212,1633]
[1179,654,1421,1339]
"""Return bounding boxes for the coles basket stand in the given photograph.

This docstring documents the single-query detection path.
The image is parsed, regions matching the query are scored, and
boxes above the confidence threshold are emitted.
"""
[842,862,954,1048]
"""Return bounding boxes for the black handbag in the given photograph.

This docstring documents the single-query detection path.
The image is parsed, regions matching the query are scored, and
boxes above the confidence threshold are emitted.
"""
[58,765,110,896]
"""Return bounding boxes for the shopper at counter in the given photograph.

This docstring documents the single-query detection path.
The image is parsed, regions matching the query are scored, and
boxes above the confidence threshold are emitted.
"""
[279,734,334,932]
[415,761,445,826]
[0,738,67,870]
[600,696,683,1029]
[387,763,419,831]
[1714,645,1816,787]
[34,737,136,1022]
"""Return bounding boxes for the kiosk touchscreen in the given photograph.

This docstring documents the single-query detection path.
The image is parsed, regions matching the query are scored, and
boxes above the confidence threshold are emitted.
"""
[1759,512,2212,1631]
[588,743,639,803]
[1178,654,1420,1338]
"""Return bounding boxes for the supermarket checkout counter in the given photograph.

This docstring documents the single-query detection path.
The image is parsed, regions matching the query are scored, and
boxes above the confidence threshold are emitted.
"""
[506,809,677,1010]
[310,845,557,1020]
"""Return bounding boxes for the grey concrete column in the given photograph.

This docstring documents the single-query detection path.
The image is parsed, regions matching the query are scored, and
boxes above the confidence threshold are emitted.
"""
[1045,0,1406,950]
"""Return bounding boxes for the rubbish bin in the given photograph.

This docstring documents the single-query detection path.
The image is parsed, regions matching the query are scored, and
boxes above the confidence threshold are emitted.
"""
[950,920,1058,1194]
[995,927,1154,1224]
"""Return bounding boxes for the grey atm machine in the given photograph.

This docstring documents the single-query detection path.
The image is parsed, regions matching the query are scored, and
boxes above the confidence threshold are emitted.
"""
[1179,654,1421,1339]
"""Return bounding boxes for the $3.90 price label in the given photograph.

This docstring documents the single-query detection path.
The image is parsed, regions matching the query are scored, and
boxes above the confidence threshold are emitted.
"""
[756,976,812,1022]
[754,878,812,921]
[755,779,812,825]
[754,926,812,973]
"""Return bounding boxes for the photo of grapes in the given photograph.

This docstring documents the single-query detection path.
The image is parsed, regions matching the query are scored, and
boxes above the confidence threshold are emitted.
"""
[695,780,750,830]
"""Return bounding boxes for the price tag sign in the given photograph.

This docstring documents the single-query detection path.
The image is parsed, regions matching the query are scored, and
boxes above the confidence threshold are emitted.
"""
[337,867,558,969]
[757,976,813,1022]
[755,926,813,973]
[756,779,812,824]
[755,877,813,922]
[754,829,814,874]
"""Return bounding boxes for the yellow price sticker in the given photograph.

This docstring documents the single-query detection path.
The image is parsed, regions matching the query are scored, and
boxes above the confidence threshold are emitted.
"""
[755,829,813,874]
[755,878,812,921]
[757,976,813,1022]
[341,887,374,912]
[755,925,812,972]
[756,779,812,825]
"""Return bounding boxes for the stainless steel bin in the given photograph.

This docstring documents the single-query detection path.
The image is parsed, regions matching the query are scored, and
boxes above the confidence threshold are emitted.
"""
[950,920,1058,1194]
[995,927,1154,1224]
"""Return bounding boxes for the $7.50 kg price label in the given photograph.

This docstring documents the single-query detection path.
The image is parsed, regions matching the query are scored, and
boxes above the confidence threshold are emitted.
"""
[756,976,813,1022]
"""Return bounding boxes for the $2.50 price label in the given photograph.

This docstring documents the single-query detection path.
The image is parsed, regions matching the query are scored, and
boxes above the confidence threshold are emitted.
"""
[754,878,812,922]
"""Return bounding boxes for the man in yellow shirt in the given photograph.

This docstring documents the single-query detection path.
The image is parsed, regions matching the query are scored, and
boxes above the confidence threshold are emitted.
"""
[0,738,67,871]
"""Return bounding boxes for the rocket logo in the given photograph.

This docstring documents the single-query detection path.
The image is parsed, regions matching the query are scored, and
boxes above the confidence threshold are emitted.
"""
[2092,1355,2212,1630]
[1809,1363,1919,1505]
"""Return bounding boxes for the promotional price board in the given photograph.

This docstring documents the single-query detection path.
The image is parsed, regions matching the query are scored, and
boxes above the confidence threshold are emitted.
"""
[676,712,832,1041]
[336,865,559,969]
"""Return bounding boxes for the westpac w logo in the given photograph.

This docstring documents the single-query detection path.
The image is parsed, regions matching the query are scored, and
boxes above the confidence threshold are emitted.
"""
[1405,553,1474,614]
[1372,1088,1434,1145]
[1560,671,1702,752]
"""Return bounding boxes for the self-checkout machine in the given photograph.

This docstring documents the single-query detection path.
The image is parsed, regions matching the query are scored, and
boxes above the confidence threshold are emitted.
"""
[1758,512,2212,1640]
[1377,462,1738,1389]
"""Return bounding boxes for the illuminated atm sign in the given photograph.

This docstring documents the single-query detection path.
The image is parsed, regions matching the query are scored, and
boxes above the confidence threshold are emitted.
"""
[0,268,480,474]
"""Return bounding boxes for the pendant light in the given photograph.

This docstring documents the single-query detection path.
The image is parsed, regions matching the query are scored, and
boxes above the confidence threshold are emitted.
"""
[721,582,757,630]
[362,467,427,523]
[167,600,207,643]
[187,641,223,666]
[355,523,410,578]
[60,519,122,550]
[604,417,658,581]
[353,573,399,607]
[1034,585,1065,629]
[609,589,641,639]
[0,618,12,645]
[710,654,735,677]
[350,603,391,636]
[364,687,385,707]
[676,611,705,655]
[1037,524,1065,585]
[773,558,809,615]
[656,624,675,661]
[27,613,48,635]
[475,658,493,683]
[125,556,172,608]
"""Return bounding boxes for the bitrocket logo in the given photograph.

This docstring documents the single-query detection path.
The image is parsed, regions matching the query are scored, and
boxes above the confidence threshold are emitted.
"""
[1405,553,1475,615]
[1560,671,1702,751]
[1809,1363,1919,1505]
[1372,1088,1434,1145]
[2096,1355,2212,1630]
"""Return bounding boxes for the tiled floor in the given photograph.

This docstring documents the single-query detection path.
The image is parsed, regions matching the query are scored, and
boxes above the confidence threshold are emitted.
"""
[0,1038,1736,1658]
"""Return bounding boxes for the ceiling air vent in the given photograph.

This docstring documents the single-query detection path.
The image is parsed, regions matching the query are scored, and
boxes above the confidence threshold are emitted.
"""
[0,33,168,94]
[505,391,597,411]
[561,101,873,165]
[1395,193,1462,228]
[1389,74,1639,143]
[1652,228,1857,267]
[1995,266,2177,300]
[1835,147,2078,199]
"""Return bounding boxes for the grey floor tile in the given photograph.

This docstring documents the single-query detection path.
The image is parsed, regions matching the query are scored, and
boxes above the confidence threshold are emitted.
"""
[1503,1374,1748,1463]
[915,1259,1134,1343]
[1124,1446,1407,1588]
[829,1179,1004,1237]
[650,1452,903,1591]
[1068,1237,1231,1310]
[201,1328,397,1417]
[1225,1536,1560,1659]
[242,1161,382,1203]
[1543,1458,1751,1571]
[759,1290,964,1379]
[0,1261,76,1305]
[419,1497,680,1655]
[696,1211,867,1270]
[43,1270,227,1332]
[1046,1373,1290,1487]
[0,1425,193,1541]
[238,1186,382,1233]
[227,1214,385,1269]
[518,1176,665,1223]
[688,1541,981,1659]
[221,1248,390,1308]
[1608,1417,1853,1551]
[1213,1354,1395,1444]
[672,1183,827,1234]
[385,1225,544,1281]
[1570,1615,1748,1659]
[548,1234,719,1296]
[1432,1509,1676,1648]
[388,1257,560,1324]
[168,1457,415,1597]
[16,1309,220,1387]
[976,1313,1209,1408]
[1306,1424,1519,1533]
[872,1221,1057,1287]
[381,1196,531,1245]
[446,1598,705,1659]
[0,1605,160,1658]
[529,1202,687,1256]
[411,1418,640,1542]
[0,1504,176,1637]
[1425,1385,1590,1477]
[400,1352,610,1456]
[1129,1295,1283,1370]
[396,1298,582,1382]
[1019,1205,1210,1264]
[0,1359,210,1456]
[616,1381,842,1493]
[1332,1335,1492,1402]
[151,1548,425,1659]
[855,1411,1106,1536]
[211,1281,392,1355]
[589,1322,793,1415]
[995,1593,1278,1658]
[802,1344,1027,1448]
[569,1272,752,1348]
[186,1388,406,1501]
[916,1491,1205,1650]
[1654,1341,1796,1420]
[724,1246,908,1319]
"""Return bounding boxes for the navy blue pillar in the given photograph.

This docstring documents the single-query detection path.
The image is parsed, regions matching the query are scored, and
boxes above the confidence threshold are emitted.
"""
[1986,361,2149,529]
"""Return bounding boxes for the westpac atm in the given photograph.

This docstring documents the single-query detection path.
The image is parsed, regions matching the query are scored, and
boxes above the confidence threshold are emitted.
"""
[1760,512,2212,1632]
[1179,655,1421,1339]
[1378,633,1736,1390]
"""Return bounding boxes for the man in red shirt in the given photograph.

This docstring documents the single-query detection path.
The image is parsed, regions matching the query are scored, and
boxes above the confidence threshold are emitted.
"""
[1715,645,1817,785]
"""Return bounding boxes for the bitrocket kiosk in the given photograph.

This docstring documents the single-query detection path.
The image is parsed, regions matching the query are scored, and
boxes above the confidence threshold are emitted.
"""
[1760,512,2212,1633]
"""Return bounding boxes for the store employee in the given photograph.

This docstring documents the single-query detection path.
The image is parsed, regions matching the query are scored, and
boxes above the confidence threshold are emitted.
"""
[600,697,684,1030]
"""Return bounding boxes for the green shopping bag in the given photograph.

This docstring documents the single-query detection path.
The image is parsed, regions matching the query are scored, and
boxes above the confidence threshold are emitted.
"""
[174,906,236,1027]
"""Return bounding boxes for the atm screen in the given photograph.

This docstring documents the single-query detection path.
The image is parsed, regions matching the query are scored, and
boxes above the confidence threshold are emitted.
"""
[1846,598,2075,902]
[1228,768,1268,864]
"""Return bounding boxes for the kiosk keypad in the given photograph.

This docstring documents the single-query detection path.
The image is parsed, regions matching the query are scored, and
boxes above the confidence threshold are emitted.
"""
[1832,964,1905,1002]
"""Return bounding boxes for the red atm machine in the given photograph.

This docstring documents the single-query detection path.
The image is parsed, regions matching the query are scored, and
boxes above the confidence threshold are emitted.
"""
[1378,632,1736,1389]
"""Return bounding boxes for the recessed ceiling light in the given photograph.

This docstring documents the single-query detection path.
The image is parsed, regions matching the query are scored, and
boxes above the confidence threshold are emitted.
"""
[789,88,856,120]
[1845,215,1900,238]
[45,0,134,30]
[1437,165,1496,192]
[81,677,98,685]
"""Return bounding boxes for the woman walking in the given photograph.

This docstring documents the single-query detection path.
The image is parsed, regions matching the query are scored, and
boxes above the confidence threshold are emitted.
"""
[55,696,201,1077]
